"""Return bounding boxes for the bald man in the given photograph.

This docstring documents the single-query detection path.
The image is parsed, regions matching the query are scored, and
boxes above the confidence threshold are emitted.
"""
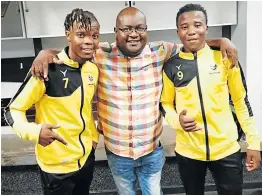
[31,7,238,195]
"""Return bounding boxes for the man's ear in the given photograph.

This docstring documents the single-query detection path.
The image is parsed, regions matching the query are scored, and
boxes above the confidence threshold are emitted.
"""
[206,26,209,35]
[65,31,71,41]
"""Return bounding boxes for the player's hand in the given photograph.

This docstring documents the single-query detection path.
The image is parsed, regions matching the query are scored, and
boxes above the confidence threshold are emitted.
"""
[31,50,63,81]
[92,141,98,149]
[39,124,67,147]
[246,149,261,171]
[179,109,201,132]
[220,38,238,69]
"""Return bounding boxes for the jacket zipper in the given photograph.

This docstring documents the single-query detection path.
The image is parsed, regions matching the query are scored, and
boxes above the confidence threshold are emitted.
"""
[194,53,210,161]
[78,69,86,168]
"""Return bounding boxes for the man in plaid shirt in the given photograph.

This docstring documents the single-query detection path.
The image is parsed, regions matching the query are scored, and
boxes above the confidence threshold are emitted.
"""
[31,7,238,195]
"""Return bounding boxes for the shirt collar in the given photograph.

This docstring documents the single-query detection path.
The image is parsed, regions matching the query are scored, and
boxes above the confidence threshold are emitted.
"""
[110,42,151,59]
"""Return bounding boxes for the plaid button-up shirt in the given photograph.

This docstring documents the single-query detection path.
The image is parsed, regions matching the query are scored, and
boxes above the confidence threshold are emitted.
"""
[95,42,177,159]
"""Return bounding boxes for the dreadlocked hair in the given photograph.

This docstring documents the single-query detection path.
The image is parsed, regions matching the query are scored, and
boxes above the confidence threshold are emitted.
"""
[64,8,94,31]
[83,11,99,25]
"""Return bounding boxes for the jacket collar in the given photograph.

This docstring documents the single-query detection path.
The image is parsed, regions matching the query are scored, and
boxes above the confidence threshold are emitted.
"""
[179,43,210,60]
[57,46,92,68]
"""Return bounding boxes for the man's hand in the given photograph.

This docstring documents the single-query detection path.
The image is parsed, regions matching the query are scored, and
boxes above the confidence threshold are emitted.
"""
[92,141,98,149]
[246,149,261,171]
[179,109,201,132]
[39,124,67,147]
[31,50,62,81]
[220,38,238,68]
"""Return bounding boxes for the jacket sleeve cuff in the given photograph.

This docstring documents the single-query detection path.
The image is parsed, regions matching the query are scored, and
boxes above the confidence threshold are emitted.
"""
[173,115,182,130]
[30,123,42,143]
[247,138,261,151]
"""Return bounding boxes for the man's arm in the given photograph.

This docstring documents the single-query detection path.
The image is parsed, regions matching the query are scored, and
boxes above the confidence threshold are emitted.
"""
[4,72,46,143]
[227,60,261,170]
[90,83,100,149]
[4,71,67,146]
[160,70,200,132]
[206,38,238,68]
[32,49,60,80]
[227,62,260,150]
[89,113,99,149]
[31,42,110,80]
[169,38,238,68]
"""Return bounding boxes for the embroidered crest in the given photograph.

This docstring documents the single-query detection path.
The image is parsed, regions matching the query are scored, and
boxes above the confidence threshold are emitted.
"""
[209,64,220,74]
[88,74,93,82]
[210,64,217,70]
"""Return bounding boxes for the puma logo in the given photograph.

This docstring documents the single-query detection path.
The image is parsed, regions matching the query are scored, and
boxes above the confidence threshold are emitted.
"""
[60,69,67,77]
[176,64,182,70]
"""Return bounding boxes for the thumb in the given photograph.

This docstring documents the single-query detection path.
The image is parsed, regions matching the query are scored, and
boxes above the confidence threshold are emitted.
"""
[180,109,187,116]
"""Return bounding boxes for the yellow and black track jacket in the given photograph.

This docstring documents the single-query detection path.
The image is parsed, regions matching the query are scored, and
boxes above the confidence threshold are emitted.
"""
[4,47,99,173]
[160,44,260,161]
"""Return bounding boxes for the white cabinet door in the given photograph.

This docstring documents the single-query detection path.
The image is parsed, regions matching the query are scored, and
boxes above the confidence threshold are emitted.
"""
[1,1,26,40]
[23,1,128,38]
[132,1,237,31]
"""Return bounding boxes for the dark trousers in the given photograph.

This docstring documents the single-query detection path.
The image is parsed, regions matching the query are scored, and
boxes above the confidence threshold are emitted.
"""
[176,150,243,195]
[39,148,95,195]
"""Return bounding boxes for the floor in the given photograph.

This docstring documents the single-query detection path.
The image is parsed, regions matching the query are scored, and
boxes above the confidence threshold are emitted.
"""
[2,158,262,195]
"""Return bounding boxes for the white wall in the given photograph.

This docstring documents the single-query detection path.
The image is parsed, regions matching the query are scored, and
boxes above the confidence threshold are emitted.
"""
[245,2,262,140]
[231,1,247,74]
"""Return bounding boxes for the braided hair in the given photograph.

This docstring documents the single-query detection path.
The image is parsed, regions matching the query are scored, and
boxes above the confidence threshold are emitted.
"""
[64,8,99,31]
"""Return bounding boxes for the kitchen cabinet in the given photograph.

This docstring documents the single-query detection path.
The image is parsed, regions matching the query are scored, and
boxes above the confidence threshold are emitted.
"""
[1,1,26,40]
[1,57,34,82]
[22,1,129,38]
[132,1,237,31]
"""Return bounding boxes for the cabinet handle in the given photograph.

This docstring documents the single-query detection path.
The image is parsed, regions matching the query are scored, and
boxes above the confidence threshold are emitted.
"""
[24,1,29,12]
[132,1,135,6]
[20,63,23,69]
[16,2,20,13]
[125,1,128,6]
